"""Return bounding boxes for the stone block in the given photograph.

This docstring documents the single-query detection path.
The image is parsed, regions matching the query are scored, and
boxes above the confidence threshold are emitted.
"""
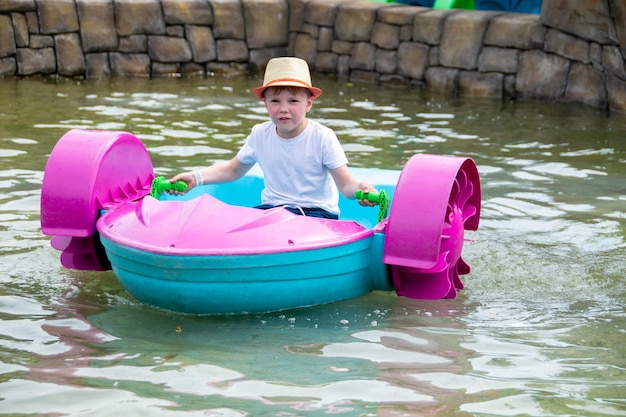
[376,48,396,74]
[11,13,29,47]
[459,71,503,97]
[0,0,35,13]
[216,39,248,62]
[119,35,147,53]
[248,47,287,71]
[545,28,590,63]
[167,25,184,37]
[169,26,186,38]
[300,23,318,38]
[288,0,305,31]
[148,36,192,62]
[400,24,412,41]
[350,69,378,84]
[110,52,151,76]
[36,0,79,34]
[371,22,400,50]
[244,0,287,48]
[380,73,410,87]
[152,62,179,77]
[30,34,53,48]
[206,61,248,75]
[607,72,626,113]
[210,0,244,39]
[77,0,118,53]
[293,33,317,64]
[564,62,606,108]
[425,66,459,95]
[504,74,515,98]
[318,27,333,51]
[602,45,625,80]
[589,42,603,70]
[55,33,85,76]
[337,54,350,77]
[429,45,439,66]
[304,0,340,26]
[331,40,353,55]
[440,11,494,70]
[181,62,205,77]
[478,46,518,73]
[288,32,297,53]
[315,51,338,73]
[25,11,37,33]
[0,15,16,57]
[397,41,428,80]
[485,13,544,49]
[86,52,111,78]
[16,47,55,75]
[335,2,376,42]
[162,0,212,25]
[612,0,626,56]
[379,5,424,26]
[115,0,165,36]
[186,25,216,63]
[541,0,618,44]
[0,57,17,76]
[350,42,376,71]
[413,9,456,45]
[516,50,570,100]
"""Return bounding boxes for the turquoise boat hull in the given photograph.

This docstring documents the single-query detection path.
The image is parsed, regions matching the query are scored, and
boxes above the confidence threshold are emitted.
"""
[101,234,388,314]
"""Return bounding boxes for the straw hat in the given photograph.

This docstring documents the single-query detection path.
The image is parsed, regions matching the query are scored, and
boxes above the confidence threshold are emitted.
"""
[253,57,323,100]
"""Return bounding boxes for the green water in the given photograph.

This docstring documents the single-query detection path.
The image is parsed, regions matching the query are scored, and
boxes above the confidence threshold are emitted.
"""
[0,76,624,416]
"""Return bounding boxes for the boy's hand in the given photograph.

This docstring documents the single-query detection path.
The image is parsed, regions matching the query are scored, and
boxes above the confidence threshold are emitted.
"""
[356,184,378,207]
[167,172,194,194]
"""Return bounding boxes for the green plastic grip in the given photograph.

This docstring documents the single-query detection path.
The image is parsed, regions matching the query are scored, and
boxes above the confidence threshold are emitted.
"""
[355,190,379,204]
[355,189,391,223]
[150,176,188,198]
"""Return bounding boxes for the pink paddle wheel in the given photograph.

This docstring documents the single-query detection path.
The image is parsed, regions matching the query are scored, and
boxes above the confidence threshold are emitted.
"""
[383,154,481,299]
[40,130,155,271]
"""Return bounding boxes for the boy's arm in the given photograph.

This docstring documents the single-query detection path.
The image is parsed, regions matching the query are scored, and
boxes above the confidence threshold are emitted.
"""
[170,157,253,191]
[330,165,377,206]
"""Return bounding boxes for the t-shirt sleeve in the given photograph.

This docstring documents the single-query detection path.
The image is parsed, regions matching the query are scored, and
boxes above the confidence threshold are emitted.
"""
[322,127,349,170]
[236,124,261,165]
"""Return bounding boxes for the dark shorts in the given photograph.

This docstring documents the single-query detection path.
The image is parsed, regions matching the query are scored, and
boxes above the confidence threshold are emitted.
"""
[255,204,339,220]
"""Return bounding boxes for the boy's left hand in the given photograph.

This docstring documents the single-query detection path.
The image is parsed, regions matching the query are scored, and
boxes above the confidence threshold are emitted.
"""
[356,185,378,207]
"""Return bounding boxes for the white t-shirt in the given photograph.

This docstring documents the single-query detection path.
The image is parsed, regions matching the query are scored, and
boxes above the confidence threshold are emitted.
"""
[236,119,348,215]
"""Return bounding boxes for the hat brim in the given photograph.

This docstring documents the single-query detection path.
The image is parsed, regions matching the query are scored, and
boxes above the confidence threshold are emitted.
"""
[253,81,323,100]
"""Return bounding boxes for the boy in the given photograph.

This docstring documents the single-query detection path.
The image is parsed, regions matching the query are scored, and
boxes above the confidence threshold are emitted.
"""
[169,57,376,219]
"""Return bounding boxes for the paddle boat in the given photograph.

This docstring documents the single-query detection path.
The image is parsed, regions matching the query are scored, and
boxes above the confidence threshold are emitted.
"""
[41,129,481,314]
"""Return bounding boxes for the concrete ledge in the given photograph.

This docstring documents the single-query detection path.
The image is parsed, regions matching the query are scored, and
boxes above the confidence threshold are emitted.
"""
[0,0,624,113]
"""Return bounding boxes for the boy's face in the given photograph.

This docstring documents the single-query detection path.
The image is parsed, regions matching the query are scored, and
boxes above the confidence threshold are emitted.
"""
[263,87,314,139]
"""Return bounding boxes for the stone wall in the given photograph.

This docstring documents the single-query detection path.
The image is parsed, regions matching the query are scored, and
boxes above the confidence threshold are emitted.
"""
[0,0,625,113]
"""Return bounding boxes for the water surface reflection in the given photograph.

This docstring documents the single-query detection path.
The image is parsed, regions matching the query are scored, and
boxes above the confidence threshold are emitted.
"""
[0,76,624,416]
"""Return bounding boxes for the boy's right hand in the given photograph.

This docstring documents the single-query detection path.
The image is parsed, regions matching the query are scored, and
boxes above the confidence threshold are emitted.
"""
[167,172,194,194]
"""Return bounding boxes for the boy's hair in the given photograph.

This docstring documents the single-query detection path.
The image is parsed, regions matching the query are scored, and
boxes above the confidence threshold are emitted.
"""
[263,85,312,98]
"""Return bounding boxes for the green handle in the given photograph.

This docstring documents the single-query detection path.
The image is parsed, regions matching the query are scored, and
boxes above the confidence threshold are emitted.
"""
[355,189,391,223]
[355,190,381,203]
[150,176,188,198]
